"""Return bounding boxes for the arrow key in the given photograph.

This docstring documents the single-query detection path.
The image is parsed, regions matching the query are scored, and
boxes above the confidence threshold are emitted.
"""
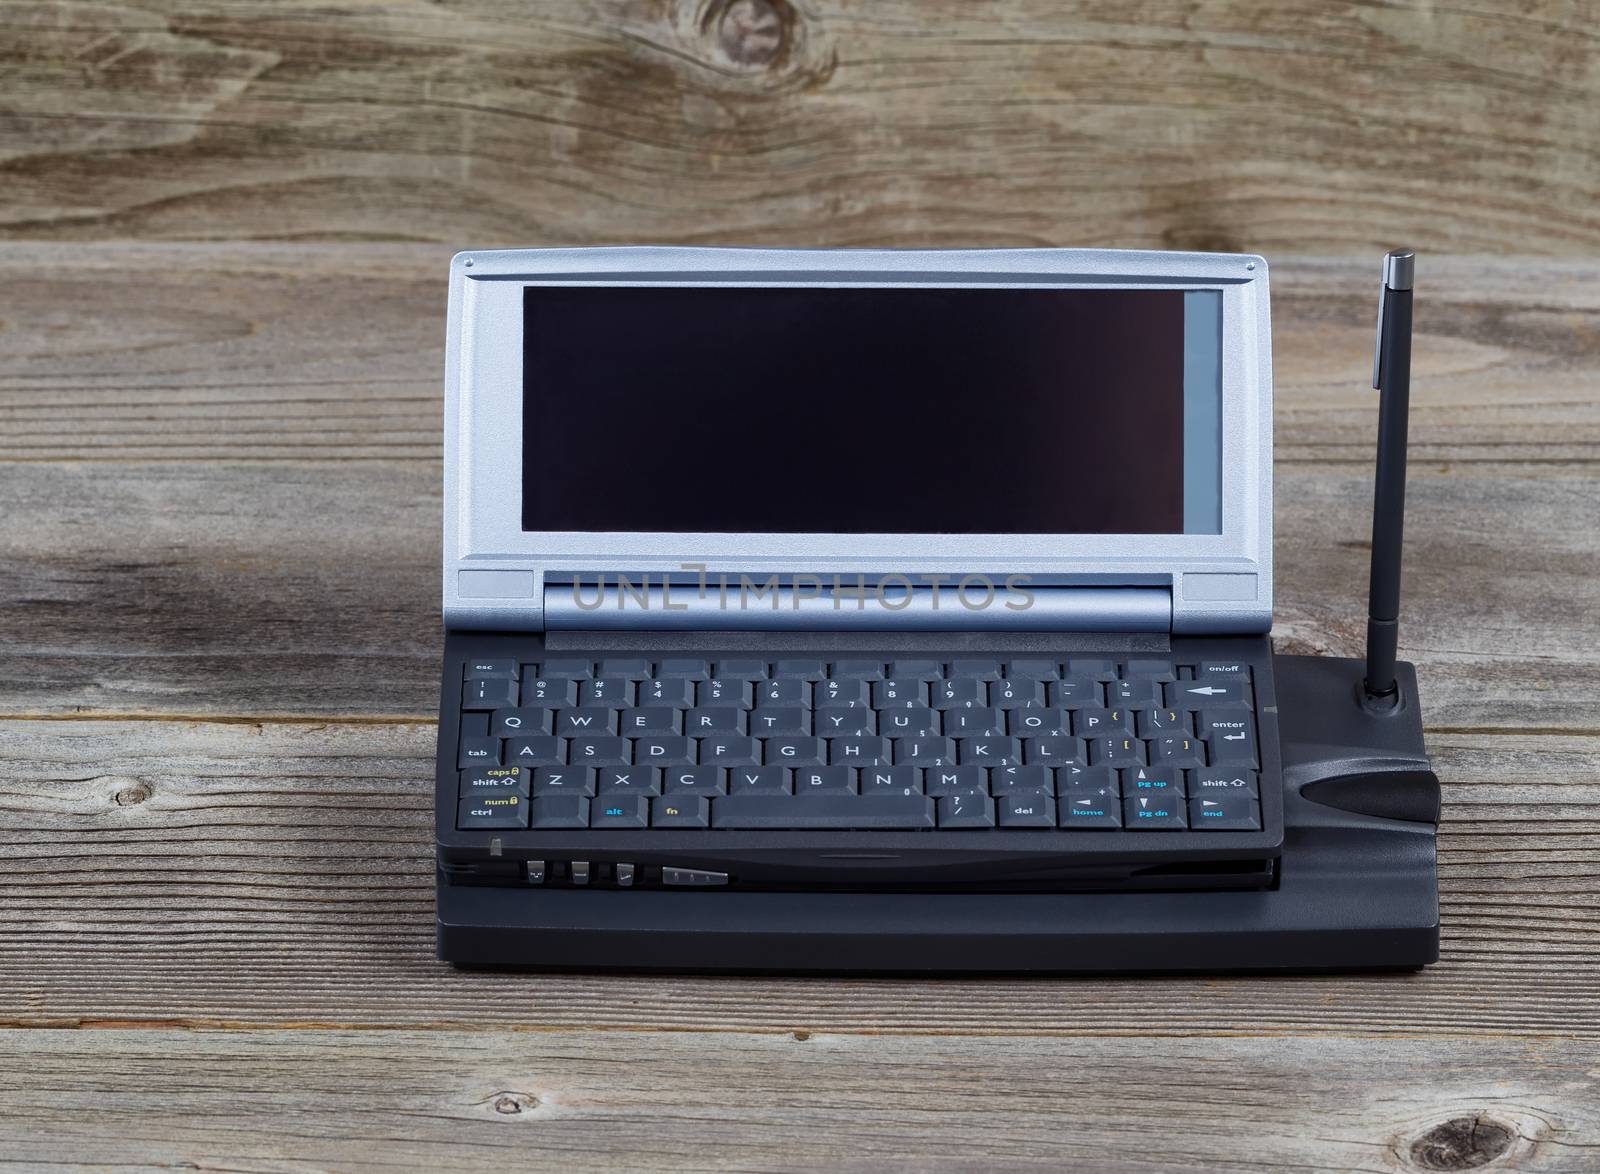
[1188,793,1261,830]
[1167,679,1252,710]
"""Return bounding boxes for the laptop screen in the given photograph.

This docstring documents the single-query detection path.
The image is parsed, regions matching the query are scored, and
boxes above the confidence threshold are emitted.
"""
[521,285,1222,535]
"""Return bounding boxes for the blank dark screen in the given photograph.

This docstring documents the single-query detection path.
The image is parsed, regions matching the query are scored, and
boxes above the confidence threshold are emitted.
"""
[522,286,1188,533]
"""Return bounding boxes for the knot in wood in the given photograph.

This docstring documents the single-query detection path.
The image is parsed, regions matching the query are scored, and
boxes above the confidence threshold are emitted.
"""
[714,0,789,68]
[113,781,153,807]
[1407,1116,1516,1170]
[491,1091,538,1115]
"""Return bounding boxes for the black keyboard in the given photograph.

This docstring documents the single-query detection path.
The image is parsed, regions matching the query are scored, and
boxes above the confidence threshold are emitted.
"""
[451,653,1265,834]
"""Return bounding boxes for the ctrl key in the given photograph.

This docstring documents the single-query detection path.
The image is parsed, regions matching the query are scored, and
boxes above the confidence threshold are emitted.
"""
[456,793,528,829]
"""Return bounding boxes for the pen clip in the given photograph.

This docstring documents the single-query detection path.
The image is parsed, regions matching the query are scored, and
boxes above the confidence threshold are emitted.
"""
[1373,249,1415,390]
[1373,278,1389,390]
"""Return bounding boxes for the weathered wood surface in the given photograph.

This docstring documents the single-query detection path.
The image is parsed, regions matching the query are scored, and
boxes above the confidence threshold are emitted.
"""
[3,3,1600,255]
[1,1029,1596,1173]
[3,721,1598,1034]
[2,246,1597,728]
[2,240,1598,1166]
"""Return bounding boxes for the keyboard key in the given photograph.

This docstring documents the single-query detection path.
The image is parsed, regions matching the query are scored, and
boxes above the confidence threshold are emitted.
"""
[665,767,727,796]
[759,680,810,707]
[686,706,746,735]
[522,677,579,707]
[457,737,501,768]
[1004,659,1060,681]
[460,766,530,800]
[620,708,682,736]
[583,677,635,707]
[795,766,856,794]
[959,737,1021,765]
[463,677,519,710]
[831,659,885,679]
[700,737,762,766]
[939,792,996,828]
[715,659,769,680]
[874,679,928,708]
[698,679,754,708]
[774,658,827,680]
[816,679,872,708]
[1124,766,1183,796]
[1108,679,1163,707]
[1197,713,1258,764]
[598,658,653,679]
[1151,736,1206,769]
[1190,769,1260,798]
[464,658,519,679]
[934,679,987,709]
[890,659,944,681]
[1058,764,1120,800]
[881,706,940,737]
[816,708,877,736]
[530,794,590,828]
[1197,660,1253,684]
[491,707,555,737]
[593,794,650,828]
[1048,677,1101,707]
[1123,658,1176,681]
[653,795,712,828]
[1168,679,1252,710]
[657,658,712,679]
[538,658,594,679]
[568,736,631,766]
[1124,794,1186,828]
[533,767,595,795]
[924,766,985,796]
[1189,793,1261,830]
[991,679,1046,710]
[829,736,892,766]
[639,678,695,707]
[993,765,1054,793]
[1137,708,1190,736]
[1024,737,1081,766]
[751,707,811,736]
[556,708,617,735]
[945,708,1006,736]
[1011,708,1072,737]
[728,766,791,794]
[1067,658,1119,681]
[597,767,661,795]
[633,737,695,765]
[1074,708,1131,735]
[458,794,528,829]
[949,658,1003,680]
[894,737,958,766]
[505,736,564,766]
[861,766,925,795]
[767,737,827,766]
[1089,736,1145,765]
[1059,793,1121,828]
[712,793,935,829]
[998,792,1056,827]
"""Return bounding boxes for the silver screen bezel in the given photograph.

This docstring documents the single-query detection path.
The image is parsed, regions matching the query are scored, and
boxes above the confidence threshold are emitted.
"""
[443,247,1272,632]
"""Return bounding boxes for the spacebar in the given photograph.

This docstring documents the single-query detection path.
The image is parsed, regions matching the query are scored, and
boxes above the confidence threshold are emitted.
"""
[712,794,935,829]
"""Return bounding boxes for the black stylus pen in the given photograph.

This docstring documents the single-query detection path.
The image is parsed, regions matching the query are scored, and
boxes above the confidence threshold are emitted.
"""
[1364,249,1415,705]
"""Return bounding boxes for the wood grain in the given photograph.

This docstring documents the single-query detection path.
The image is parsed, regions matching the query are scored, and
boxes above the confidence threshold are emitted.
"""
[2,245,1596,726]
[2,3,1599,254]
[3,246,1598,465]
[2,720,1596,1033]
[0,1028,1596,1173]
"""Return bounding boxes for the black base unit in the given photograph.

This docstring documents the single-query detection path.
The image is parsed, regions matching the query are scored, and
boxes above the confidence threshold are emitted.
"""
[437,652,1439,973]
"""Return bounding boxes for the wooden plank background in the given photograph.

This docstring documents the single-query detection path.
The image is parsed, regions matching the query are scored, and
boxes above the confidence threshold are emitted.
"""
[2,2,1600,1171]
